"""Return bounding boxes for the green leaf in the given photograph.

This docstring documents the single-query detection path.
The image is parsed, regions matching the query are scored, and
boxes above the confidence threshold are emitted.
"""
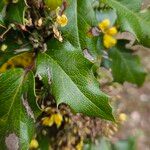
[105,0,150,47]
[36,41,114,121]
[0,69,39,149]
[109,47,146,86]
[62,0,100,57]
[6,0,27,24]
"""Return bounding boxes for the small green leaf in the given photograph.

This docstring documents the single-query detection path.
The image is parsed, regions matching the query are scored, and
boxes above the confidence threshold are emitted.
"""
[0,69,39,149]
[109,46,146,86]
[36,41,114,121]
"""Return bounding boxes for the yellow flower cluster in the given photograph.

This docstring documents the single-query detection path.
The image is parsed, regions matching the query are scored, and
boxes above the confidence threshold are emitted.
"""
[42,113,63,128]
[98,19,118,49]
[56,14,68,27]
[29,139,39,149]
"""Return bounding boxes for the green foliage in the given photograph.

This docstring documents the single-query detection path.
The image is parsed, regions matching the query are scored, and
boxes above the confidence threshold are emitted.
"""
[0,0,149,148]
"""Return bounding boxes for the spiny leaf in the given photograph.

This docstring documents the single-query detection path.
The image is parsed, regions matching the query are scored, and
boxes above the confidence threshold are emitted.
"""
[36,41,114,121]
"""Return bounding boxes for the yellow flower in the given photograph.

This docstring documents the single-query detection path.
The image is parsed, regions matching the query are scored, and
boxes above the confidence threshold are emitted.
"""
[29,139,39,149]
[56,14,68,27]
[103,34,117,49]
[42,113,63,128]
[98,19,118,49]
[106,27,118,36]
[53,113,63,128]
[98,19,110,32]
[42,116,54,127]
[118,113,127,123]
